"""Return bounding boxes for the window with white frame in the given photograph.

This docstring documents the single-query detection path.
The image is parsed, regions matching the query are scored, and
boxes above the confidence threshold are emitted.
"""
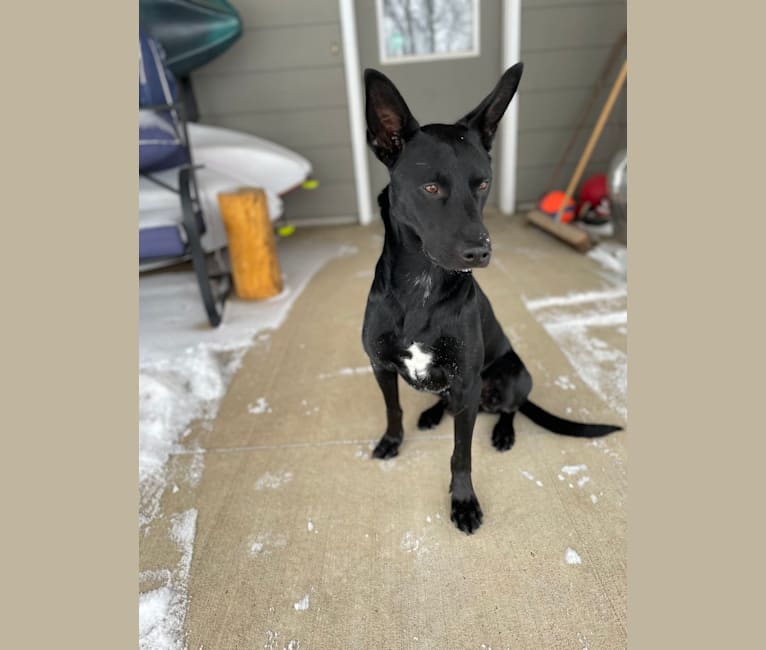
[376,0,480,65]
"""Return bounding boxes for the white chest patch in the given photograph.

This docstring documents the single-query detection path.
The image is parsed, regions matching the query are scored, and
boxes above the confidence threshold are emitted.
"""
[403,342,432,381]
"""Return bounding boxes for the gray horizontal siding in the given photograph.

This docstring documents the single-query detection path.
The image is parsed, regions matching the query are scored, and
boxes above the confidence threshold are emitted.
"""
[518,124,625,167]
[521,3,626,51]
[522,0,624,7]
[519,87,626,131]
[298,144,354,184]
[232,0,340,29]
[195,24,343,76]
[281,181,358,220]
[519,46,624,92]
[194,66,347,115]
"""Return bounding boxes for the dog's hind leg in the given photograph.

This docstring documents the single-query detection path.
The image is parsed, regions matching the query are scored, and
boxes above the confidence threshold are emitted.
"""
[371,368,404,459]
[491,410,517,452]
[417,398,447,430]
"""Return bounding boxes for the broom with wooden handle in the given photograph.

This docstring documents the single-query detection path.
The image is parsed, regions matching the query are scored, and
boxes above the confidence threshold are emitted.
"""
[527,59,627,252]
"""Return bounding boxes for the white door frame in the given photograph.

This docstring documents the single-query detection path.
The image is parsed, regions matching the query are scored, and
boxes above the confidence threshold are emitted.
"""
[339,0,521,224]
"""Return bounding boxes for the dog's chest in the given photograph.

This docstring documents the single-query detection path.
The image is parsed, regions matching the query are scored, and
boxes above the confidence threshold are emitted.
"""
[372,333,460,393]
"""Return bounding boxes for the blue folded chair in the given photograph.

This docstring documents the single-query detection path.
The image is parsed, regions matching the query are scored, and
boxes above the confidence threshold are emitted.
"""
[139,31,231,327]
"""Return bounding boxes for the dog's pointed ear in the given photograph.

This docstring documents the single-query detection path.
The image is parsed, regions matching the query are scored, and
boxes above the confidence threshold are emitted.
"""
[458,62,523,151]
[365,68,419,166]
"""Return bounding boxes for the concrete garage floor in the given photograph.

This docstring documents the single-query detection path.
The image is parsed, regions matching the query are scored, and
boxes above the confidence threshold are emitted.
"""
[139,210,627,650]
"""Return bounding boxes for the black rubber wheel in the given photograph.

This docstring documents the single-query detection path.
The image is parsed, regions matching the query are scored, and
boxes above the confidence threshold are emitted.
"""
[179,167,231,327]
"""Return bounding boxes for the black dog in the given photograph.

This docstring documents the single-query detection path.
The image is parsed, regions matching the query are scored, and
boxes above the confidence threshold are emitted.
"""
[361,63,621,534]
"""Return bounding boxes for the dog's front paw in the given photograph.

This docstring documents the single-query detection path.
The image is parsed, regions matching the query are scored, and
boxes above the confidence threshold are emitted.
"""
[372,435,401,459]
[491,418,515,451]
[450,496,483,534]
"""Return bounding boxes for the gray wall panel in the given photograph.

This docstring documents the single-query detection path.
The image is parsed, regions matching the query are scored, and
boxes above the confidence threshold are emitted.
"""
[232,0,340,29]
[196,24,343,76]
[518,124,625,168]
[519,88,626,131]
[521,3,627,51]
[297,145,355,184]
[519,46,620,91]
[195,67,347,115]
[281,181,358,220]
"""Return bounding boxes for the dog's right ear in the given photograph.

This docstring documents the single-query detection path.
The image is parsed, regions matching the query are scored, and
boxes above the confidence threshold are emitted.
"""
[364,69,419,167]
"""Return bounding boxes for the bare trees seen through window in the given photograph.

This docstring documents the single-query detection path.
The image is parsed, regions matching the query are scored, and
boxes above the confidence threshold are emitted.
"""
[377,0,479,63]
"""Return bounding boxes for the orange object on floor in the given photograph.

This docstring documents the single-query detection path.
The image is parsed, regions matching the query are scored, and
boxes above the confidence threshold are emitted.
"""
[217,188,283,300]
[539,191,577,223]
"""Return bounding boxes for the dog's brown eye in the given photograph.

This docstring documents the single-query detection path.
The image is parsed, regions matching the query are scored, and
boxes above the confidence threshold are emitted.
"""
[478,180,490,191]
[423,183,439,194]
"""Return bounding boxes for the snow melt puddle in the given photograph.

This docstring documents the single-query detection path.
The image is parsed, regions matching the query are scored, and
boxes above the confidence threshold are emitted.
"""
[524,285,627,420]
[139,509,197,650]
[139,240,356,649]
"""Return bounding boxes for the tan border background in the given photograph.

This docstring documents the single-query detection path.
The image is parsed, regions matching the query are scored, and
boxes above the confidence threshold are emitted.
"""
[628,1,764,647]
[3,1,764,648]
[3,2,137,648]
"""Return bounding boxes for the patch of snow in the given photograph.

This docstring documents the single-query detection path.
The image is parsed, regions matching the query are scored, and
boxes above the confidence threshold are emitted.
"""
[520,470,543,487]
[248,532,288,557]
[248,397,271,414]
[587,242,627,277]
[554,375,576,391]
[318,366,373,380]
[293,595,310,611]
[561,464,587,476]
[524,287,626,312]
[139,347,243,528]
[139,509,198,650]
[565,547,582,565]
[401,531,427,557]
[255,471,294,490]
[523,282,627,420]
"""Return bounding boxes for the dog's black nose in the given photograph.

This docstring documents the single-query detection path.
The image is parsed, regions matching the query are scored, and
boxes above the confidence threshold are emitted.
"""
[460,245,491,267]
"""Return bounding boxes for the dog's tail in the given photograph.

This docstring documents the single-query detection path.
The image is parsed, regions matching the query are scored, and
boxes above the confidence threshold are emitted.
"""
[519,400,622,438]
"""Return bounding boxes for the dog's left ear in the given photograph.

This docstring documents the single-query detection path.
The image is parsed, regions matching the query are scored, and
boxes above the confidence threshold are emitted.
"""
[458,62,523,151]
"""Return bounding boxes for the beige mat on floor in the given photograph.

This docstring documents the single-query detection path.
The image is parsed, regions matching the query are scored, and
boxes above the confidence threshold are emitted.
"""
[141,211,627,650]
